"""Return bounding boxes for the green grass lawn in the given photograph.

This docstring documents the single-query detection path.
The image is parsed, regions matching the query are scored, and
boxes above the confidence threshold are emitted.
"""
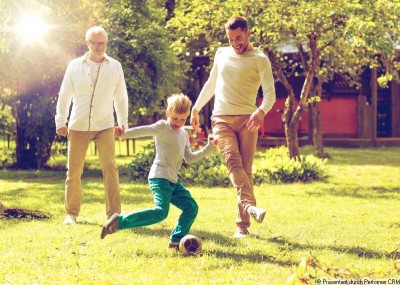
[0,147,399,284]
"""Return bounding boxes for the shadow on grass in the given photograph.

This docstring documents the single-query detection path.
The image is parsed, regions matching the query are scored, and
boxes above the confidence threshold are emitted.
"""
[267,235,393,259]
[322,148,400,167]
[302,186,400,200]
[121,227,296,267]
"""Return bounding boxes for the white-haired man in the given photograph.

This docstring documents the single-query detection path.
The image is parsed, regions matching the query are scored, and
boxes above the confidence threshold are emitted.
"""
[55,26,128,224]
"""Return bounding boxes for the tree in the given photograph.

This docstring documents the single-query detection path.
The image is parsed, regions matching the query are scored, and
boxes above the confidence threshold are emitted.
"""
[168,0,400,158]
[0,0,105,168]
[103,0,187,126]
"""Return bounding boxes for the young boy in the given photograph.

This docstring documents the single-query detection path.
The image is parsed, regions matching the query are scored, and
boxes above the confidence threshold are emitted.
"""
[100,94,217,249]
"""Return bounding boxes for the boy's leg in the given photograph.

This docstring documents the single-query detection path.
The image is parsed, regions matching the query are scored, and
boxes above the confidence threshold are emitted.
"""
[94,128,121,218]
[169,182,198,243]
[118,178,172,229]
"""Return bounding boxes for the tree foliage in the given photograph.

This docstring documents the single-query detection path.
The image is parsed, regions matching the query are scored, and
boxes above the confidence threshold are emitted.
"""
[0,0,105,168]
[103,0,187,125]
[168,0,400,158]
[0,0,187,168]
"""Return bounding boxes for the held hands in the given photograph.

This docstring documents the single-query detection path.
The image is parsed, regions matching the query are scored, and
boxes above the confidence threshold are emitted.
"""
[246,109,265,132]
[190,109,202,133]
[56,126,68,137]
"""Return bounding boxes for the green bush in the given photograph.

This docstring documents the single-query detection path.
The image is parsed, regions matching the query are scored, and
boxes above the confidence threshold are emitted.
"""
[127,144,328,186]
[127,142,229,187]
[254,146,328,184]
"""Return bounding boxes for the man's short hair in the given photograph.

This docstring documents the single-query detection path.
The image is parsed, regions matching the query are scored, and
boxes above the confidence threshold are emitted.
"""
[225,16,249,31]
[167,94,192,114]
[86,26,108,41]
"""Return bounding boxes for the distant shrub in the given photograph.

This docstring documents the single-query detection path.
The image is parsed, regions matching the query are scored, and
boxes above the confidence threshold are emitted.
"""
[253,146,328,184]
[127,142,229,187]
[127,143,156,182]
[127,144,327,186]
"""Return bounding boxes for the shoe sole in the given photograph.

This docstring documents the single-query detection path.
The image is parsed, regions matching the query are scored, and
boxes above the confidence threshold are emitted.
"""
[234,233,249,238]
[254,211,266,223]
[100,213,119,239]
[100,227,109,239]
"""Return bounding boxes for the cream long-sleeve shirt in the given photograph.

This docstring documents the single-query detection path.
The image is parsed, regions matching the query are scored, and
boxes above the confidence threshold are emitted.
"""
[55,52,128,131]
[193,46,276,116]
[120,120,215,184]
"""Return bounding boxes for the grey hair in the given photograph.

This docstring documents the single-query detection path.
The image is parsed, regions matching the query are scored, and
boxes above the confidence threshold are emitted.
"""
[85,26,108,41]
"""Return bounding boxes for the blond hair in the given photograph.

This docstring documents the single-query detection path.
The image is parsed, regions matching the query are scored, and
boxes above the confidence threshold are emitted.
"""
[166,94,192,114]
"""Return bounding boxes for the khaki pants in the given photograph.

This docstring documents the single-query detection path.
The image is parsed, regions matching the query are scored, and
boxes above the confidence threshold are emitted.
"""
[212,115,258,228]
[65,128,120,218]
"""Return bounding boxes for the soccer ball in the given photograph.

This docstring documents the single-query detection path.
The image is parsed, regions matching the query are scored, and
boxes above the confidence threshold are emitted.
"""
[178,234,202,255]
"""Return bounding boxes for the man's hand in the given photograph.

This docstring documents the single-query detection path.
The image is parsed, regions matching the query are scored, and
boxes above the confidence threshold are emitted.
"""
[246,109,265,132]
[114,125,125,141]
[56,126,68,137]
[190,109,202,133]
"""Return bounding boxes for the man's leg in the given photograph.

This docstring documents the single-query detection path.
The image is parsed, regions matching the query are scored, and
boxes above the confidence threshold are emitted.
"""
[65,130,91,218]
[169,182,199,243]
[94,128,121,217]
[237,116,266,223]
[212,115,255,229]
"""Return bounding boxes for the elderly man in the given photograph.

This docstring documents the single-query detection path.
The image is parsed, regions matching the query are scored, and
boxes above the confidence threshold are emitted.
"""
[55,26,128,224]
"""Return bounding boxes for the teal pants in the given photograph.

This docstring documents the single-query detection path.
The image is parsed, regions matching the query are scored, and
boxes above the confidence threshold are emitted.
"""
[118,178,198,243]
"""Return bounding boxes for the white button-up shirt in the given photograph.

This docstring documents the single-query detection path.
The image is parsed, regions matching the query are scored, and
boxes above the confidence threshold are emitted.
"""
[55,52,128,131]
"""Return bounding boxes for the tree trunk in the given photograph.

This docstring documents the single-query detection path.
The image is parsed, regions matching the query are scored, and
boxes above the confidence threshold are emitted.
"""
[267,51,300,158]
[310,79,328,158]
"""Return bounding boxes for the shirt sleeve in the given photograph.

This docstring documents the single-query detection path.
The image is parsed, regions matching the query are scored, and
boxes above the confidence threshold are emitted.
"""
[113,62,129,129]
[183,140,216,164]
[258,56,276,114]
[192,49,220,112]
[55,62,74,130]
[120,121,164,139]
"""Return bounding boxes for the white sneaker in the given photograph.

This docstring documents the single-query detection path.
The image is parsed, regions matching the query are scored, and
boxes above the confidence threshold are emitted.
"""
[247,206,266,224]
[234,227,250,238]
[63,214,76,225]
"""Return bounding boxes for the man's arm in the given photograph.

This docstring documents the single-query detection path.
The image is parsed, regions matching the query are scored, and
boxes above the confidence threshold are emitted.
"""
[246,56,276,132]
[190,51,219,133]
[55,63,74,136]
[114,62,129,130]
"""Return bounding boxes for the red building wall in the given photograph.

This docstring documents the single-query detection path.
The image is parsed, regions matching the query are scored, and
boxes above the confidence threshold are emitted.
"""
[259,96,358,137]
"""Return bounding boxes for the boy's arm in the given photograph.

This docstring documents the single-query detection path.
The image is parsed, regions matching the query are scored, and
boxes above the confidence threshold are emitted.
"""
[184,140,217,164]
[119,121,162,139]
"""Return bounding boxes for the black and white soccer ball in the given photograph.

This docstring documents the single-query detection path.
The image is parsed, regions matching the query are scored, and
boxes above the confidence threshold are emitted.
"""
[179,234,202,255]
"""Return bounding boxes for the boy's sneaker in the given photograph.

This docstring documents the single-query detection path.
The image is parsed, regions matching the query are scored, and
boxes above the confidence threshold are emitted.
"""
[247,206,266,224]
[168,242,180,250]
[234,227,250,238]
[100,213,120,239]
[63,214,76,225]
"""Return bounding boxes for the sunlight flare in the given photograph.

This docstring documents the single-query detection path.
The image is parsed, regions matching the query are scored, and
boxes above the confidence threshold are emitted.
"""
[15,14,51,44]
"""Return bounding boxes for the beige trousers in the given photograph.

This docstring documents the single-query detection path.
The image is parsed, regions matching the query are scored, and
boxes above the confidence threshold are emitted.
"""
[212,115,258,228]
[65,128,120,218]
